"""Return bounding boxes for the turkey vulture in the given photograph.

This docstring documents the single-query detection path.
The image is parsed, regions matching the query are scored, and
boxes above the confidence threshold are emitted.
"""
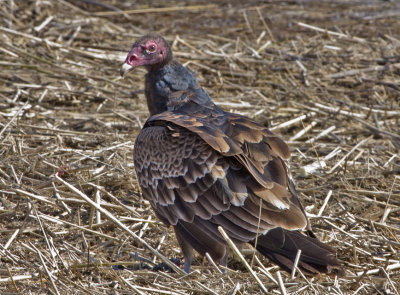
[120,33,344,276]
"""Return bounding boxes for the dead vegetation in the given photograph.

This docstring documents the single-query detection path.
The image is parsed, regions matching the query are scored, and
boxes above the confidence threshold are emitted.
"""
[1,0,399,294]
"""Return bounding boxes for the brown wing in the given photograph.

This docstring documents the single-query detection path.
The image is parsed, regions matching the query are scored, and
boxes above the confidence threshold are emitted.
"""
[146,110,308,224]
[134,118,308,249]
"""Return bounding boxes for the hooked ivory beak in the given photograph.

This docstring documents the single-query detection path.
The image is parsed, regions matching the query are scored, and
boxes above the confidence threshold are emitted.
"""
[120,62,134,77]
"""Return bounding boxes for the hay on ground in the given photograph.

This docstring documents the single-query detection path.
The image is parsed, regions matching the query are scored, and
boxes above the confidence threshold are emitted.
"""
[0,1,399,294]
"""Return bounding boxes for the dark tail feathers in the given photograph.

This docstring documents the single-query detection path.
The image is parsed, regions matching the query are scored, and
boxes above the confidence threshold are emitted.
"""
[252,228,345,277]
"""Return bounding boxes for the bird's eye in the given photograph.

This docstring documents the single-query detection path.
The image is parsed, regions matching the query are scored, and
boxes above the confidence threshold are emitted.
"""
[147,44,156,53]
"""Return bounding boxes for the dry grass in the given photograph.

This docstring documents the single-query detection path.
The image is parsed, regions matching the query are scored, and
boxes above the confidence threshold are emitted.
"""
[1,0,399,294]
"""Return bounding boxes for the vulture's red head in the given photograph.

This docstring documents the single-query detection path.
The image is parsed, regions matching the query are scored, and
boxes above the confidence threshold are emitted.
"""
[120,33,172,77]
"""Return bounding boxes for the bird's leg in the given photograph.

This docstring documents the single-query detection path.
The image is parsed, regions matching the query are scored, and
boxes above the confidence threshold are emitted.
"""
[219,248,229,273]
[183,249,194,273]
[174,228,194,273]
[220,253,227,268]
[219,252,228,273]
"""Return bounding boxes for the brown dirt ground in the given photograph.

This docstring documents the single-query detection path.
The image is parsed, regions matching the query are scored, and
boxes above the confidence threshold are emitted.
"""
[1,0,399,294]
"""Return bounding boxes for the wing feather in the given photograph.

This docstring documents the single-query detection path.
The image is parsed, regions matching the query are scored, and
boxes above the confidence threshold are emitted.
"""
[134,117,308,247]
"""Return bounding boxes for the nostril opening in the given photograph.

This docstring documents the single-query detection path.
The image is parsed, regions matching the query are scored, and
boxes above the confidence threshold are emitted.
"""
[128,54,137,64]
